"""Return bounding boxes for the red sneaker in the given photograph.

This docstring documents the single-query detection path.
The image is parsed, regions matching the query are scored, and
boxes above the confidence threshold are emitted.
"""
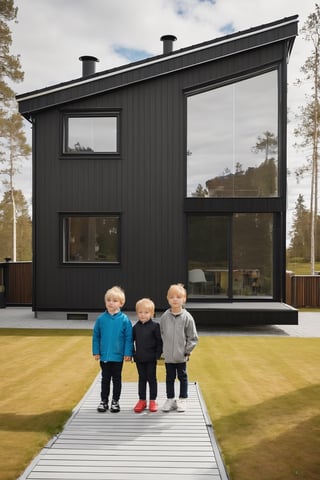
[134,400,147,413]
[149,400,158,412]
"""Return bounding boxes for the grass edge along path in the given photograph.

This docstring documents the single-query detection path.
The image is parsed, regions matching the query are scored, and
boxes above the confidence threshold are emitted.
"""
[0,329,319,480]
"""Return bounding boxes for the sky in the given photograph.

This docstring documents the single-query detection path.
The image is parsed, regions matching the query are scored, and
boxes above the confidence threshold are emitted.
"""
[5,0,319,243]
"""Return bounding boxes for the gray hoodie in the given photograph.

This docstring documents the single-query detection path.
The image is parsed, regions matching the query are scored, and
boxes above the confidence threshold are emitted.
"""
[160,308,198,363]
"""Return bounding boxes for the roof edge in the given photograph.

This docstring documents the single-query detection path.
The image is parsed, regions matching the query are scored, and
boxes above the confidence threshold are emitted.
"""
[17,14,298,104]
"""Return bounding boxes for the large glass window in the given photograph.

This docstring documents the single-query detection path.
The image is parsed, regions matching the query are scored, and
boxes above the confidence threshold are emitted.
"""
[64,115,118,153]
[187,213,273,298]
[187,70,278,198]
[62,215,120,263]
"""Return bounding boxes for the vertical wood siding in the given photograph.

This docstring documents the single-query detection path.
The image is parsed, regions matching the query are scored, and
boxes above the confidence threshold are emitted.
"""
[1,262,32,305]
[290,275,320,308]
[33,42,287,311]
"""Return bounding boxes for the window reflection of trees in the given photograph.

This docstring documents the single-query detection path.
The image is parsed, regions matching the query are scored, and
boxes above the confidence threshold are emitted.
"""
[65,116,118,153]
[187,70,278,198]
[67,142,94,153]
[205,148,277,198]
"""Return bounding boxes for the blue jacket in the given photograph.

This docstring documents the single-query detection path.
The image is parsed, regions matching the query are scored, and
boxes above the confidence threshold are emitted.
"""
[92,310,133,362]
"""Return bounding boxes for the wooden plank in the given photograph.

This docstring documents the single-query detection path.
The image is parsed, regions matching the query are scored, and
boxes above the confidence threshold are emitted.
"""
[18,380,229,480]
[38,456,215,463]
[28,474,222,480]
[33,465,219,473]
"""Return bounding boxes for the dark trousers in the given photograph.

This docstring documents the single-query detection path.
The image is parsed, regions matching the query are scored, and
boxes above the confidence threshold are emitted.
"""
[165,362,188,399]
[135,361,157,400]
[100,361,123,402]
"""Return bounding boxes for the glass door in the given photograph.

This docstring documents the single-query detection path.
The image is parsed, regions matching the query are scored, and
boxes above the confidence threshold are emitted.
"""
[187,213,273,299]
[187,215,229,298]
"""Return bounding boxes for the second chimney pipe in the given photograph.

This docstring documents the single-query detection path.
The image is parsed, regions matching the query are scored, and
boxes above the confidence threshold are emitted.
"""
[160,35,177,54]
[79,56,99,77]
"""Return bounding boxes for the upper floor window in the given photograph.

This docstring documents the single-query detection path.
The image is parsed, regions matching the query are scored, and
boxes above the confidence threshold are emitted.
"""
[63,114,119,154]
[187,70,278,198]
[62,215,120,264]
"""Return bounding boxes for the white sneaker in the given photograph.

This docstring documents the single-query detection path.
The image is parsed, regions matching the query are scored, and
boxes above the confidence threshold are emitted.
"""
[176,398,187,412]
[162,398,177,412]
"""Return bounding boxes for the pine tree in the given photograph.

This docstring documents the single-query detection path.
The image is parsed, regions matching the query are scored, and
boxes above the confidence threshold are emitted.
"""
[0,189,31,260]
[0,0,31,261]
[294,4,320,274]
[252,131,278,161]
[288,194,310,261]
[0,0,23,109]
[192,184,208,197]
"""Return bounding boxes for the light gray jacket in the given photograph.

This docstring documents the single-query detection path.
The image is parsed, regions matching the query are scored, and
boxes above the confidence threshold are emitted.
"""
[160,308,198,363]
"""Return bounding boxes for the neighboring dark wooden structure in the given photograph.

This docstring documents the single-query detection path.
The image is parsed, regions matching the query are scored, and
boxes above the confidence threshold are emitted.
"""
[289,274,320,308]
[17,16,298,324]
[0,262,32,307]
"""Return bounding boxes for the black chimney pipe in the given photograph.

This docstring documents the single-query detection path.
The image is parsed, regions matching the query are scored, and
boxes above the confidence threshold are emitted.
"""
[160,35,177,54]
[79,56,99,77]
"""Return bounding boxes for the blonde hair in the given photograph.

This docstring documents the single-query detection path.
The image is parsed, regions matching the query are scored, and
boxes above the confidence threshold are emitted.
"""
[135,298,155,317]
[167,283,187,300]
[104,286,125,306]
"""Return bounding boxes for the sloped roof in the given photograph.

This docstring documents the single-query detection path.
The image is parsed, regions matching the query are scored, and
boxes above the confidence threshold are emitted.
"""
[17,15,298,119]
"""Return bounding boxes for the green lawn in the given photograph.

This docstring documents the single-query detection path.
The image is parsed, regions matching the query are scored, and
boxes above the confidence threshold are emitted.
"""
[0,329,319,480]
[287,260,320,275]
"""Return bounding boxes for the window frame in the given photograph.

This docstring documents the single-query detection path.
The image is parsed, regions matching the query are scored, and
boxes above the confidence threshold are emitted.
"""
[187,212,274,300]
[60,213,121,265]
[185,67,280,199]
[61,111,121,157]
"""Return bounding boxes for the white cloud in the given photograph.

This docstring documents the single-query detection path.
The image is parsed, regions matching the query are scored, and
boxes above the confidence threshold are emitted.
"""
[3,0,318,242]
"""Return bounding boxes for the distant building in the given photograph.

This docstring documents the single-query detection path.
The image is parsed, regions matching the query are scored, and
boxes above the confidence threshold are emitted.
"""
[17,16,298,324]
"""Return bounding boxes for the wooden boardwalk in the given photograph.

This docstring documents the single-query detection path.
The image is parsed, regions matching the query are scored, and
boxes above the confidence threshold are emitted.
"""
[18,379,229,480]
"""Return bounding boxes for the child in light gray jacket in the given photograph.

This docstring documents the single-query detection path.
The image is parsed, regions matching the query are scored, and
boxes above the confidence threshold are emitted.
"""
[160,283,198,412]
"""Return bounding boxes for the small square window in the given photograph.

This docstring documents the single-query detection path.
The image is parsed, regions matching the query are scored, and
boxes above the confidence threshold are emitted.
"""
[64,115,118,154]
[62,215,120,263]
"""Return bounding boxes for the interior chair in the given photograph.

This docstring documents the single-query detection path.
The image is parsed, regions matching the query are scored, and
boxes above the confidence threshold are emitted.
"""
[188,269,210,294]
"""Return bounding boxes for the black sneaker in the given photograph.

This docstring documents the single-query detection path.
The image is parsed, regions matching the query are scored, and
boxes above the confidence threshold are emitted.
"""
[97,401,108,412]
[110,399,120,413]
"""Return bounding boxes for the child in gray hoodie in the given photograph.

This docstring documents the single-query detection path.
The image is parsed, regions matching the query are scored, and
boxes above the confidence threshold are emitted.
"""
[160,283,198,412]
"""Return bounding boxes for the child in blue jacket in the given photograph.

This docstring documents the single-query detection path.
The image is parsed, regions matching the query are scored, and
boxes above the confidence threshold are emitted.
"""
[92,286,133,413]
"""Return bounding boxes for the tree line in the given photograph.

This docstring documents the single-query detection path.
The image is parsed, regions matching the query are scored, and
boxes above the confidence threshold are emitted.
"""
[293,4,320,273]
[0,0,31,262]
[287,193,320,262]
[0,188,31,260]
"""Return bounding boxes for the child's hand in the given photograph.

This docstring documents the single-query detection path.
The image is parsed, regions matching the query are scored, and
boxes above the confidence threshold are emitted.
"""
[124,356,132,362]
[94,354,100,361]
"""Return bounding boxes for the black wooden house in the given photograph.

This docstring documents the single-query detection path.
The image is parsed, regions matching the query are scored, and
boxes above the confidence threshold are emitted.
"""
[17,16,298,324]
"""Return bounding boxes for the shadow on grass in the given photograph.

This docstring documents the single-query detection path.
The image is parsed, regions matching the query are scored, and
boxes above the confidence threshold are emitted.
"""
[0,410,72,435]
[229,415,320,480]
[213,383,320,480]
